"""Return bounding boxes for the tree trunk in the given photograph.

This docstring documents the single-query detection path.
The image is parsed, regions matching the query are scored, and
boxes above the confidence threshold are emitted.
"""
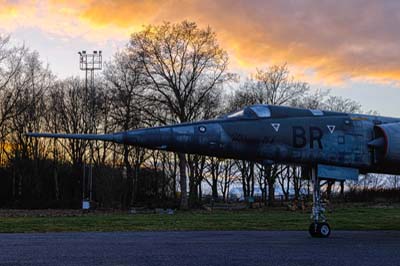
[265,165,275,206]
[189,176,198,206]
[178,153,188,210]
[327,181,333,200]
[250,162,255,197]
[198,182,202,201]
[241,160,248,198]
[293,167,300,201]
[123,144,133,208]
[267,178,275,206]
[212,177,218,201]
[340,180,345,198]
[53,166,59,201]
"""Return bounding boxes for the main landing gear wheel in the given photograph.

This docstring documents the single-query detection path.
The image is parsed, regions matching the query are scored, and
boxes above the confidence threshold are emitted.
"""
[309,167,332,238]
[309,222,331,238]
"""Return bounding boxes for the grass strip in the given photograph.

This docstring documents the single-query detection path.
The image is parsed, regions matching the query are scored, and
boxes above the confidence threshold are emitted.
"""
[0,207,399,233]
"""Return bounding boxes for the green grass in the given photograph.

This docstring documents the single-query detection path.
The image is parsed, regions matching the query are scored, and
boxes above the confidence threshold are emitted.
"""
[1,207,400,233]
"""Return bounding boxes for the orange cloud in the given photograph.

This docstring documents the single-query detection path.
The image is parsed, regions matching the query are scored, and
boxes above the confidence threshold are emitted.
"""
[79,0,160,28]
[1,0,400,85]
[0,2,18,18]
[75,0,400,85]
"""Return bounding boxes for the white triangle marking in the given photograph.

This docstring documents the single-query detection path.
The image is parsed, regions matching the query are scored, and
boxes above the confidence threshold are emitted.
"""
[271,123,280,132]
[327,125,336,134]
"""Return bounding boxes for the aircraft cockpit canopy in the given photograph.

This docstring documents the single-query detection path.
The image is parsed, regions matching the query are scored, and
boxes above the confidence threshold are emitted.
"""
[224,104,344,120]
[250,105,271,118]
[226,105,271,119]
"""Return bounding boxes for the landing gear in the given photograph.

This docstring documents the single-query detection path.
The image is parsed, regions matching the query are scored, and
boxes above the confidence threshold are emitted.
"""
[309,222,331,238]
[309,167,331,238]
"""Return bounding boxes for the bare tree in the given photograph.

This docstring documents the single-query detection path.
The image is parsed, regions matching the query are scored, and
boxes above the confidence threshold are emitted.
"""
[228,64,309,110]
[128,21,230,209]
[235,160,256,199]
[104,52,147,207]
[324,96,362,113]
[47,78,94,203]
[0,35,29,142]
[187,154,206,204]
[386,175,400,189]
[217,159,238,202]
[277,165,291,201]
[6,49,53,202]
[204,157,224,201]
[228,63,309,205]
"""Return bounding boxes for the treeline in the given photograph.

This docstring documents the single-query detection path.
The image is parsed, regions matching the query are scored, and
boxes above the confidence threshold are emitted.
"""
[0,21,394,209]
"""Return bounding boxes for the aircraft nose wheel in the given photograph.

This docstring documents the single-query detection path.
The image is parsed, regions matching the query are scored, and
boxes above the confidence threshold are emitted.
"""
[309,222,331,238]
[309,167,332,238]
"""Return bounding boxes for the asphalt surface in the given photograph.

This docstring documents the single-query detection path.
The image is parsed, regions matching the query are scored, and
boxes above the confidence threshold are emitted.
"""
[0,231,399,266]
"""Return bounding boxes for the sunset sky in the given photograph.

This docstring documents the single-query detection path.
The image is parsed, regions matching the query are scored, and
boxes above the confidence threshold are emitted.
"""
[1,0,400,116]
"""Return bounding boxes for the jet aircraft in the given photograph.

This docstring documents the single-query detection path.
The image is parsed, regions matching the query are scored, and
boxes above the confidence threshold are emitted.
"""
[27,104,400,237]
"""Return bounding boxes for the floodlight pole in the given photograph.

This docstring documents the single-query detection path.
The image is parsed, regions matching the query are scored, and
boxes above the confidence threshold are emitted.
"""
[78,50,102,208]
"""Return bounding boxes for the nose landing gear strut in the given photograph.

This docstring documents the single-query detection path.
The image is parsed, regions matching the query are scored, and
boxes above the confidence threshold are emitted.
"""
[309,167,331,238]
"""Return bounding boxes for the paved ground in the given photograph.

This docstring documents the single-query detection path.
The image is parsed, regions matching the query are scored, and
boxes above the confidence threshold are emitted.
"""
[0,231,399,266]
